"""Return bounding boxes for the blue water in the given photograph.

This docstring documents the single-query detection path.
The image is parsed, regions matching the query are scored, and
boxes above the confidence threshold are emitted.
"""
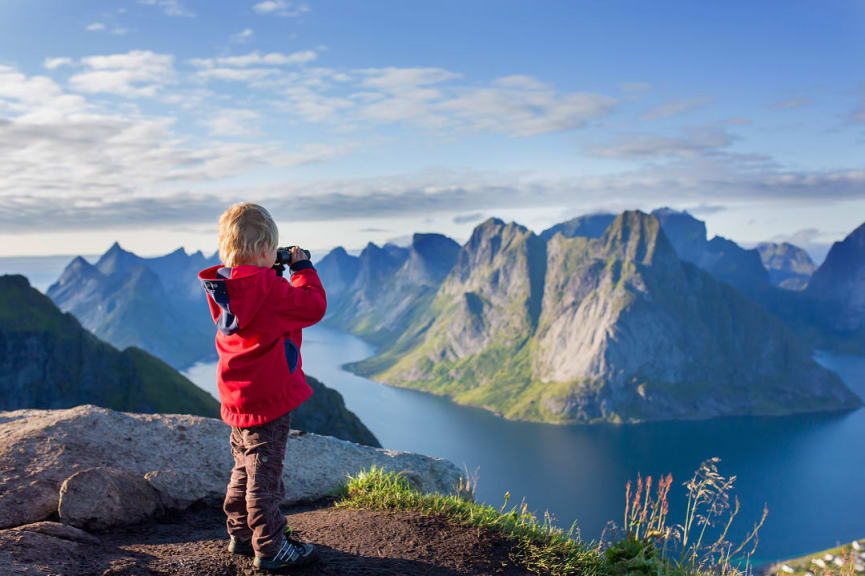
[185,326,865,565]
[5,257,863,563]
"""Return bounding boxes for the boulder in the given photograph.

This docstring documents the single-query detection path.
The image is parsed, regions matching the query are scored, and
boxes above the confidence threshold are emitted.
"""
[0,405,463,529]
[58,467,162,530]
[0,521,99,575]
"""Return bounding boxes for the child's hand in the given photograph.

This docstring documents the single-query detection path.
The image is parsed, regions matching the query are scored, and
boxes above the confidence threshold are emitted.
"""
[289,246,309,265]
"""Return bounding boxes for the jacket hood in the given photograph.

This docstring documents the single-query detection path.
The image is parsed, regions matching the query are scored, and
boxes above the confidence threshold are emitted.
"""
[198,264,275,335]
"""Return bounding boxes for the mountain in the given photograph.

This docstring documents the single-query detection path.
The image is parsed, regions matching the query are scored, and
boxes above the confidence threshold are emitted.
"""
[756,242,816,290]
[315,246,361,299]
[806,222,865,333]
[346,212,859,424]
[47,244,219,370]
[293,375,380,447]
[1,274,380,446]
[0,274,219,417]
[651,208,771,297]
[320,234,460,346]
[540,213,616,241]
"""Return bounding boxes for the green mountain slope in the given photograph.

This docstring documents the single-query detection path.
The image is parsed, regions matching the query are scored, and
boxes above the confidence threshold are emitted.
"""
[0,274,219,417]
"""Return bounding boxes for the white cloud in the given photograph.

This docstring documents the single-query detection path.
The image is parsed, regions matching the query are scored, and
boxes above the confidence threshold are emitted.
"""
[85,21,126,35]
[230,28,254,44]
[4,161,863,235]
[185,58,618,136]
[0,64,351,227]
[195,67,280,83]
[348,68,617,136]
[203,108,261,137]
[0,65,70,108]
[43,58,74,70]
[641,98,712,120]
[439,88,617,137]
[358,67,462,91]
[189,50,317,69]
[69,51,176,97]
[252,0,310,17]
[139,0,195,17]
[589,126,736,159]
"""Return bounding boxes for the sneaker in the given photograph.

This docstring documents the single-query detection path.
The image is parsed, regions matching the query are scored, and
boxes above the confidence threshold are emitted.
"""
[253,535,319,572]
[228,535,254,557]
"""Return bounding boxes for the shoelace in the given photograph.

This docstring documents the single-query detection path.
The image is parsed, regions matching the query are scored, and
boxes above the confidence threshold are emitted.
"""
[272,536,310,563]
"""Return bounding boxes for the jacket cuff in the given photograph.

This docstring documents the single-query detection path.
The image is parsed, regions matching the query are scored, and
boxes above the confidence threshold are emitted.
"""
[289,259,315,273]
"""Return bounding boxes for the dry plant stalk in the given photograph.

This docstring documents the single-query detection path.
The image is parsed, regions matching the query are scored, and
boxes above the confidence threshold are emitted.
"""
[620,457,768,576]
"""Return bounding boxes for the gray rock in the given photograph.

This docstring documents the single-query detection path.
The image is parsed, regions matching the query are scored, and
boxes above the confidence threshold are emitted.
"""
[58,467,162,530]
[0,521,98,576]
[0,404,463,529]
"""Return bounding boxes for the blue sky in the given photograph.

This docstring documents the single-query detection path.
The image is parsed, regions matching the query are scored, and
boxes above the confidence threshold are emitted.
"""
[0,0,863,259]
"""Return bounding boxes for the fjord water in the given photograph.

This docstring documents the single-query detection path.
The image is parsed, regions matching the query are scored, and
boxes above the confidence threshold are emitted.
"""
[184,325,865,564]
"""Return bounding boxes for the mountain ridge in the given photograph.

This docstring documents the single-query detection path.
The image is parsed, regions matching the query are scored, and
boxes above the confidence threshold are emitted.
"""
[339,211,860,424]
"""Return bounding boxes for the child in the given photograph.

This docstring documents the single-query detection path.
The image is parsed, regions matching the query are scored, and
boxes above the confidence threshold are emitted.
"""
[198,202,326,572]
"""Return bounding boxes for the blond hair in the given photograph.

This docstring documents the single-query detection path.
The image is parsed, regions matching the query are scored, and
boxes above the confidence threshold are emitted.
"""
[218,203,279,266]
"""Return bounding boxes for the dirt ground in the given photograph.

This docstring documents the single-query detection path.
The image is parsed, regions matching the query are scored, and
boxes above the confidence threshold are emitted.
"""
[1,502,534,576]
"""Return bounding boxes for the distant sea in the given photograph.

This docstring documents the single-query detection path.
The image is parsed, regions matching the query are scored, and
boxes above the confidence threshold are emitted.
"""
[0,254,98,293]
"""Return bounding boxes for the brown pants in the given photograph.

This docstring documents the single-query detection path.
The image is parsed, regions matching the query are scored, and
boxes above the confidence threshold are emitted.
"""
[224,411,291,558]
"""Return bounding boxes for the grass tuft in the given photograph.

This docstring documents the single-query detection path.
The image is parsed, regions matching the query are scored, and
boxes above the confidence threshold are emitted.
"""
[336,465,605,576]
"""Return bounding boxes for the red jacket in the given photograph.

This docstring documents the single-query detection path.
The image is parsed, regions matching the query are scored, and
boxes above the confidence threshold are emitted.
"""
[198,261,327,427]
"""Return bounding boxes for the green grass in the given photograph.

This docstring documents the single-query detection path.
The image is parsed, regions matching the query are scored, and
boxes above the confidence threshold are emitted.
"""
[336,464,764,576]
[336,466,606,576]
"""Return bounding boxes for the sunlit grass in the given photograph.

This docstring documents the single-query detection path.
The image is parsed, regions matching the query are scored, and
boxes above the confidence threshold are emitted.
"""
[336,465,606,576]
[336,459,767,576]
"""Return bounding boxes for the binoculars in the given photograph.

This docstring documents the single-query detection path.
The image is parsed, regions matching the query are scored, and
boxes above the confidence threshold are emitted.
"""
[273,246,311,277]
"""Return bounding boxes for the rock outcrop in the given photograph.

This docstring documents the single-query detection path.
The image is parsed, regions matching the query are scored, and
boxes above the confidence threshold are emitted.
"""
[0,405,462,530]
[58,467,163,530]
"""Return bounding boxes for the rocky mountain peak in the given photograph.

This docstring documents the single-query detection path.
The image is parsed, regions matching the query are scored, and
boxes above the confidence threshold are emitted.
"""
[56,256,99,283]
[402,233,461,285]
[95,242,142,276]
[328,246,350,258]
[601,210,676,266]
